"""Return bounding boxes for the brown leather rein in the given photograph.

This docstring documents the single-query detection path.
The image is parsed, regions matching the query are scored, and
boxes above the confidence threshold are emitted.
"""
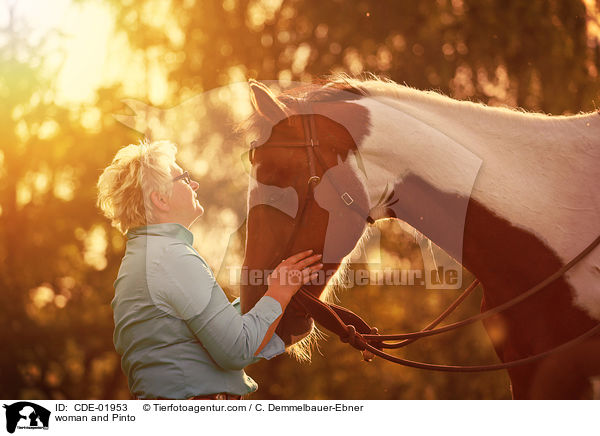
[249,111,600,372]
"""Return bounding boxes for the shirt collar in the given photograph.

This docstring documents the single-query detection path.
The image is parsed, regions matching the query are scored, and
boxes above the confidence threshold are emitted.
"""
[126,223,194,245]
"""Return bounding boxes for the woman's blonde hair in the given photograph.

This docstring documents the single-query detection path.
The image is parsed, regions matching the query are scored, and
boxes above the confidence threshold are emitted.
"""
[97,139,177,233]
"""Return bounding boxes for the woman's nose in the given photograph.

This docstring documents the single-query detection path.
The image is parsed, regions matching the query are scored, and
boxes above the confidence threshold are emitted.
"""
[191,180,199,191]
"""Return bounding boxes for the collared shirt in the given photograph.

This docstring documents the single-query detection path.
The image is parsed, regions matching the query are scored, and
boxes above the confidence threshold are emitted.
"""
[111,223,285,399]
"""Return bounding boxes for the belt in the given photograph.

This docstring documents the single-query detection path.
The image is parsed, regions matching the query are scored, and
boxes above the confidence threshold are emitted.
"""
[134,393,242,400]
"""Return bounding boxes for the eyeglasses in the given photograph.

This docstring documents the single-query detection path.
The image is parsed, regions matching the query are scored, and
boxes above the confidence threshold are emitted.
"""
[173,171,192,185]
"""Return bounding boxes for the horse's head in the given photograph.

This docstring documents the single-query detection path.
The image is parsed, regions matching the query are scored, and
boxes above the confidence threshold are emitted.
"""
[240,80,373,349]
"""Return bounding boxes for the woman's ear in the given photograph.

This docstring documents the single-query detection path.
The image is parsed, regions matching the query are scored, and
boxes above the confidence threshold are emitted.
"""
[248,79,290,124]
[150,191,170,213]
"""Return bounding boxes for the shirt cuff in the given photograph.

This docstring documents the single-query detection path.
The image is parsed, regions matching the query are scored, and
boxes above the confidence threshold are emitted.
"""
[256,333,285,360]
[252,295,283,323]
[231,296,285,360]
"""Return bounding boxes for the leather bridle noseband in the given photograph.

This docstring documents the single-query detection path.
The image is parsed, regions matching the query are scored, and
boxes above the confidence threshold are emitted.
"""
[248,110,600,372]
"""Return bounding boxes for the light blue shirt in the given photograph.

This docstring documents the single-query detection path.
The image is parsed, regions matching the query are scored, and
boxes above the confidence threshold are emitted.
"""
[111,223,285,399]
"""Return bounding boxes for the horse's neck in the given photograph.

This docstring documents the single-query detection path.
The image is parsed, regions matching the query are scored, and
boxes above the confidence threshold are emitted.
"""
[355,94,600,269]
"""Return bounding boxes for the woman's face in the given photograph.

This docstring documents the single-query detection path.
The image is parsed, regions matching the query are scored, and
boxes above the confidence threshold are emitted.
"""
[168,164,204,226]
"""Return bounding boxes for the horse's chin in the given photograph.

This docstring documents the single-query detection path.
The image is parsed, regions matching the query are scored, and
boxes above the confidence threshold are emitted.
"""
[275,315,315,346]
[241,283,315,345]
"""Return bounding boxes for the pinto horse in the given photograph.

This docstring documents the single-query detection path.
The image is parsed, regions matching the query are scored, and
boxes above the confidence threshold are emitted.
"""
[240,75,600,399]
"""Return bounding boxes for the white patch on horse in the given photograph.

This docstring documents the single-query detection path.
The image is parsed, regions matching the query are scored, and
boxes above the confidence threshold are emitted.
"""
[342,85,600,320]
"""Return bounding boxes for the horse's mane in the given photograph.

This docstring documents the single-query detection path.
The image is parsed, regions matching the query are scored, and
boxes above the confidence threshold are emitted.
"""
[331,73,600,129]
[244,69,596,152]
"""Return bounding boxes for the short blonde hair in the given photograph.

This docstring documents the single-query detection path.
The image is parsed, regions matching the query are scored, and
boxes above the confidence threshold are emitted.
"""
[97,139,177,233]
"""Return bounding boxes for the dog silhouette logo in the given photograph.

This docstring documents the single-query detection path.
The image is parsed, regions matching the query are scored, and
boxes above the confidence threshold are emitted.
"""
[2,402,50,433]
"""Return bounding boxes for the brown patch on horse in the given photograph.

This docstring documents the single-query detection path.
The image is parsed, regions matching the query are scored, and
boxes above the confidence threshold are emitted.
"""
[529,338,600,399]
[388,173,599,398]
[464,198,598,399]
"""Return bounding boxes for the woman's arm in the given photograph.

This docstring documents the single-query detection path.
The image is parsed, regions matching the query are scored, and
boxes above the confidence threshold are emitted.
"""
[153,246,321,370]
[257,250,324,355]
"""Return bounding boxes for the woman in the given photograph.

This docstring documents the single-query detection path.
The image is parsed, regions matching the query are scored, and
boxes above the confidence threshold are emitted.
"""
[97,139,322,400]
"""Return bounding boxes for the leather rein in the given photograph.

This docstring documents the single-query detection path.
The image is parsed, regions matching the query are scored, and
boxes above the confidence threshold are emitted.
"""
[248,111,600,372]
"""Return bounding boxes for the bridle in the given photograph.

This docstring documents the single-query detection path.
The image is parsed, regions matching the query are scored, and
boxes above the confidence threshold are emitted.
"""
[248,111,374,259]
[248,110,600,372]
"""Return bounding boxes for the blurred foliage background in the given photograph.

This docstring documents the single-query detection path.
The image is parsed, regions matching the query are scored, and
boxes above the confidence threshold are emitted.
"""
[2,0,600,400]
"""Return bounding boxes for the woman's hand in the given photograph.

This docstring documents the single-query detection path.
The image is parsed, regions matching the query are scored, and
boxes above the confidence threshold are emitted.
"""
[266,250,323,304]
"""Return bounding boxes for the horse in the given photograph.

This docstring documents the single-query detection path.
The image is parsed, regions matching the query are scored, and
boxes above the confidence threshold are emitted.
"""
[239,74,600,399]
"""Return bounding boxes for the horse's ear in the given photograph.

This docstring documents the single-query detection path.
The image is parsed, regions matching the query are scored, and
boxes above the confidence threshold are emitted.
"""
[248,79,289,124]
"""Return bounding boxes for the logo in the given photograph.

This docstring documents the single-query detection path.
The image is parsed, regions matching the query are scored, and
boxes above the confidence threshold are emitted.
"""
[2,402,50,434]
